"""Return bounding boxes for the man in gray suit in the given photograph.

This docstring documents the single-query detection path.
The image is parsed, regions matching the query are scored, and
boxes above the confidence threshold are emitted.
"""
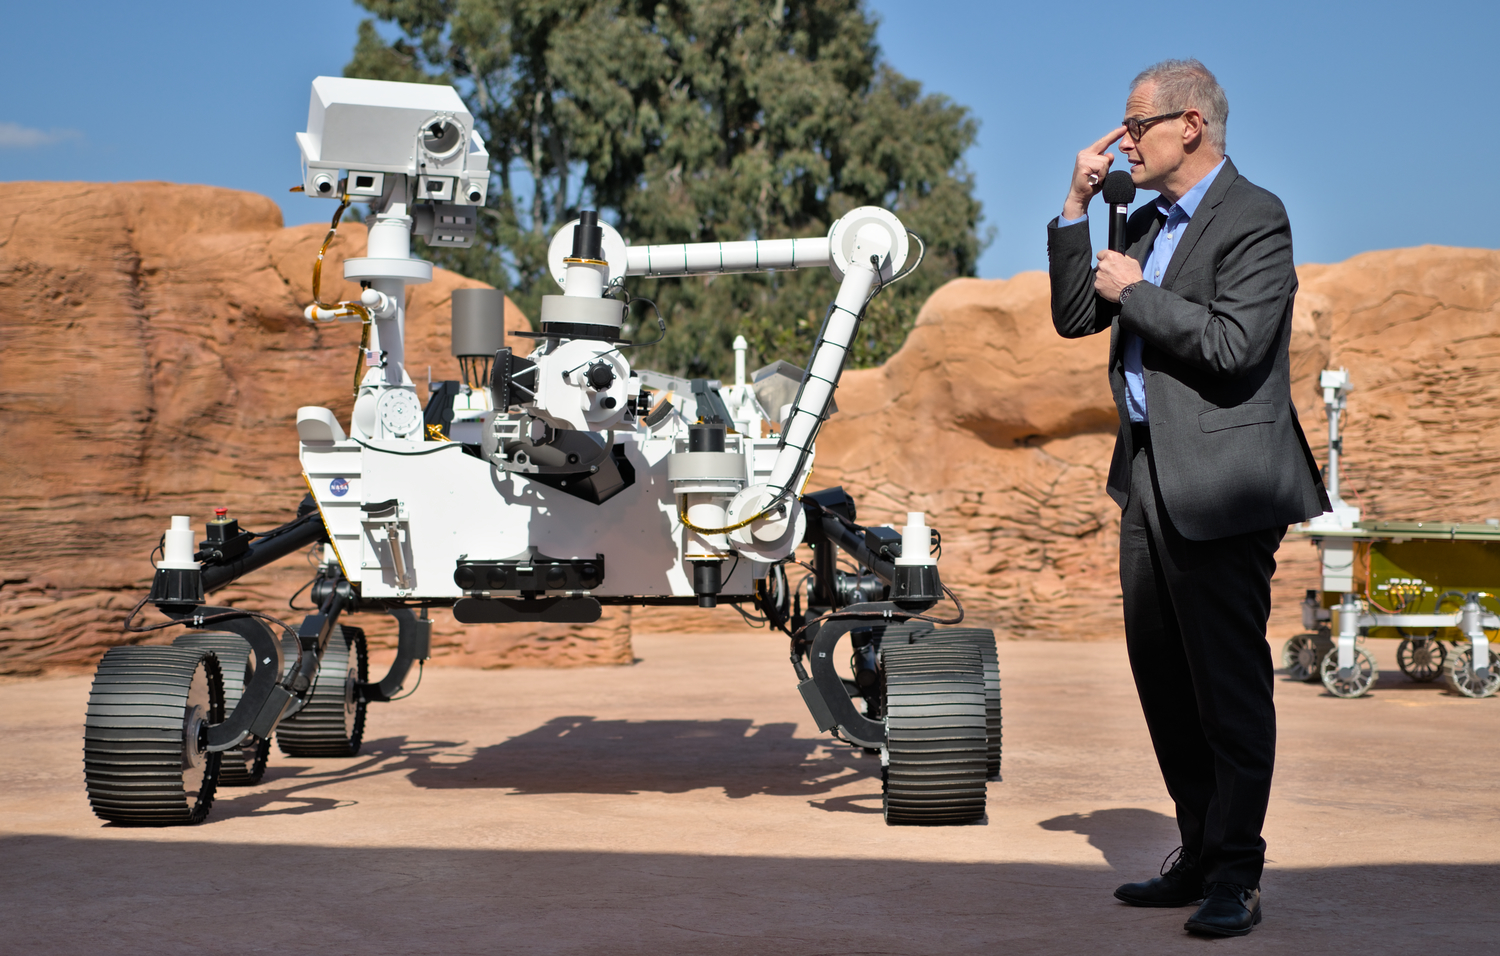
[1047,59,1328,937]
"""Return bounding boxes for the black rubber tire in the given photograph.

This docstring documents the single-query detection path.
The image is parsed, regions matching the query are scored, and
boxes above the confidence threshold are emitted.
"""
[1282,633,1332,683]
[83,645,224,826]
[172,632,270,785]
[881,623,1002,778]
[1396,636,1446,683]
[276,625,368,757]
[1443,643,1500,698]
[880,638,988,825]
[1320,645,1378,698]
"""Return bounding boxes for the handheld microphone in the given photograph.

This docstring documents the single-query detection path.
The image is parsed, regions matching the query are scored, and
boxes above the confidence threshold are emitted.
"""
[1103,171,1136,253]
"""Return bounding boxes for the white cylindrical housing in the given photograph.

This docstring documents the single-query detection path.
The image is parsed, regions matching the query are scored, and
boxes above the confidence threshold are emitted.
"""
[683,493,731,555]
[897,512,933,567]
[159,515,199,570]
[563,261,608,298]
[625,237,831,277]
[367,212,413,259]
[733,335,747,386]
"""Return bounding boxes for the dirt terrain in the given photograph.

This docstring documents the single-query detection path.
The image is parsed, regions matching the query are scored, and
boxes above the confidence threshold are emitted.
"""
[2,630,1497,954]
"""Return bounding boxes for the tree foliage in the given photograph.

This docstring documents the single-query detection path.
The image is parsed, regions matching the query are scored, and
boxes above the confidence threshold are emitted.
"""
[346,0,982,378]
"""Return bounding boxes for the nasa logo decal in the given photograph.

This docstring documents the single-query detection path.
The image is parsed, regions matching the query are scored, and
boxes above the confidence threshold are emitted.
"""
[329,477,349,497]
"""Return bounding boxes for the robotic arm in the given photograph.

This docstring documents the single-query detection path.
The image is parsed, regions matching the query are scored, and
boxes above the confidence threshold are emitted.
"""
[523,207,912,560]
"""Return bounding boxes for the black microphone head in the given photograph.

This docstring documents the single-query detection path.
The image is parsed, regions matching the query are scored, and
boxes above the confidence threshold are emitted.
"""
[1102,170,1136,205]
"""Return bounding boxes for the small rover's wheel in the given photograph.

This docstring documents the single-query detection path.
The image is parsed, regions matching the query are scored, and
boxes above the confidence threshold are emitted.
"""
[276,625,368,757]
[1443,644,1500,699]
[880,638,988,825]
[1282,633,1329,682]
[83,646,224,825]
[1396,635,1446,683]
[1320,645,1378,699]
[173,633,270,785]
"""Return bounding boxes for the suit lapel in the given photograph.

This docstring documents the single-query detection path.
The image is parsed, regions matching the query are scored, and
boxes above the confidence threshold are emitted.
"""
[1161,157,1238,289]
[1134,215,1163,266]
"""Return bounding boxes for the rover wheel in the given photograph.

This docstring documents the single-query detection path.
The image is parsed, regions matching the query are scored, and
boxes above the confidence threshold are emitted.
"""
[1396,636,1446,683]
[1282,633,1330,682]
[880,637,988,825]
[1320,646,1378,699]
[904,628,1002,779]
[1443,644,1500,699]
[83,646,224,825]
[276,625,368,757]
[173,633,270,785]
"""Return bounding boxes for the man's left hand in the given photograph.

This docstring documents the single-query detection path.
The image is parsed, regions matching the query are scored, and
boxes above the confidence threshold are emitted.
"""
[1095,250,1144,303]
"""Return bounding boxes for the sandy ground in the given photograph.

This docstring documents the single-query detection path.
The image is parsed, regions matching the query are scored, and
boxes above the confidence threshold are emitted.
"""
[1,629,1498,955]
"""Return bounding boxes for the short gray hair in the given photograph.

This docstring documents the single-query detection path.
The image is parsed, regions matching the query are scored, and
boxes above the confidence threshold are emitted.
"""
[1130,58,1228,152]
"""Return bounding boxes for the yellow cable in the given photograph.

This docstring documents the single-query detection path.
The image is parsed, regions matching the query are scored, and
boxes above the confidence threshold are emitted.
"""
[678,454,816,535]
[306,194,373,396]
[351,314,373,397]
[678,504,772,535]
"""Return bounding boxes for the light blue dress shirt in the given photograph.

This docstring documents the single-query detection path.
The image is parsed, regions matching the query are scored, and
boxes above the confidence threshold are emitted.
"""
[1059,157,1227,422]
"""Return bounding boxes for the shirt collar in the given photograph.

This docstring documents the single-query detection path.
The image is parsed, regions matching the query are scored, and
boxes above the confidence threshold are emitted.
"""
[1154,156,1227,221]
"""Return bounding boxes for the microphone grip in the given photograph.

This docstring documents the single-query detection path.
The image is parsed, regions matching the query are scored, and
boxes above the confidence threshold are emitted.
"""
[1108,205,1129,253]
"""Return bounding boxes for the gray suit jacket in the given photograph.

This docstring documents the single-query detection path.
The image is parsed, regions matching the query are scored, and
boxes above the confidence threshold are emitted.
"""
[1047,157,1329,540]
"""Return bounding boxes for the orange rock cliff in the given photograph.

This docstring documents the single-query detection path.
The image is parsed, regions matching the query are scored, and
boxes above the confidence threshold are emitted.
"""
[2,182,1497,674]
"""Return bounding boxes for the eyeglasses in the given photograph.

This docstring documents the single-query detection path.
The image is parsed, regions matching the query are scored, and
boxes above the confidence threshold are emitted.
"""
[1123,110,1188,140]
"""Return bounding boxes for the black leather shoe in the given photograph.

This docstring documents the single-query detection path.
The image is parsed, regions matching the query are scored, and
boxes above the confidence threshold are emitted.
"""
[1113,847,1205,907]
[1184,883,1262,937]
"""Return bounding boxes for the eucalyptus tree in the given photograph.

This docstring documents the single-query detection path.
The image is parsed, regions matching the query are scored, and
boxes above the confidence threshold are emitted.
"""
[346,0,982,376]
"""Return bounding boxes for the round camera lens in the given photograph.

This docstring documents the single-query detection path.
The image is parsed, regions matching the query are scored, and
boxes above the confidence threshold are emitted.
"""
[422,120,461,156]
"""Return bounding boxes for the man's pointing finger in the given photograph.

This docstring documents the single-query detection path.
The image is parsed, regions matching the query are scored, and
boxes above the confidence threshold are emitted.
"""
[1089,126,1127,153]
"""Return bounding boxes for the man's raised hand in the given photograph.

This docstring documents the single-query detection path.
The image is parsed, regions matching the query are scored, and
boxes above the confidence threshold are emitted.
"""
[1063,127,1126,221]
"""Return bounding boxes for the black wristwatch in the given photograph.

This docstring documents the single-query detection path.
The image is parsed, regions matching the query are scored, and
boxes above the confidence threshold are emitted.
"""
[1118,281,1139,305]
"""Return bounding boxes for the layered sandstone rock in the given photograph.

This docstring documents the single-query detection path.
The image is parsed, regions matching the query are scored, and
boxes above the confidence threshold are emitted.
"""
[813,246,1500,643]
[2,181,1496,674]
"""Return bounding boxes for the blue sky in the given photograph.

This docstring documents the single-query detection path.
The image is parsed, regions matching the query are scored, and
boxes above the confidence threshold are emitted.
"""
[2,1,1495,277]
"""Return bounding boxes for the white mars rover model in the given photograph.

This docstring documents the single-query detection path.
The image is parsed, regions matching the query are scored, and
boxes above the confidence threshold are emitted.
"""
[82,77,1000,826]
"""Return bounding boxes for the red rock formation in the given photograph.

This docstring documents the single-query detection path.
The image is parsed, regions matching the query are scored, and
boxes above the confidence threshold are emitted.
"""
[813,246,1500,644]
[2,181,1496,674]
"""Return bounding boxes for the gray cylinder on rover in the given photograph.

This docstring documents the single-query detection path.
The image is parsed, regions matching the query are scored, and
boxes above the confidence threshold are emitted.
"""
[450,288,507,357]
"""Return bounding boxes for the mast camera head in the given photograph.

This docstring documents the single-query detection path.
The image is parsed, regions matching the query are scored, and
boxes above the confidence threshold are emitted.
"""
[296,76,490,207]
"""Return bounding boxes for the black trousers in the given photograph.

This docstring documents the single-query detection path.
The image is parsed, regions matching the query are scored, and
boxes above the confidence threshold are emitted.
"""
[1120,429,1284,888]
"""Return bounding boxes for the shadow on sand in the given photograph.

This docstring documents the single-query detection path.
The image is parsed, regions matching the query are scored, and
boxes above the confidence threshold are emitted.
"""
[1038,807,1181,870]
[209,717,882,820]
[403,716,881,798]
[4,834,1496,955]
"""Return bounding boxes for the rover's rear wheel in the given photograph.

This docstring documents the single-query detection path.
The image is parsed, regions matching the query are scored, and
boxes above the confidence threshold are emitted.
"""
[172,632,270,785]
[1320,646,1378,699]
[276,625,368,757]
[83,646,224,825]
[1396,635,1446,683]
[1443,644,1500,699]
[880,638,988,825]
[1282,633,1330,682]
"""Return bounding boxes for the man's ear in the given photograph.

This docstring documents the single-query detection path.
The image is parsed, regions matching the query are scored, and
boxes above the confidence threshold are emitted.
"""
[1181,110,1205,149]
